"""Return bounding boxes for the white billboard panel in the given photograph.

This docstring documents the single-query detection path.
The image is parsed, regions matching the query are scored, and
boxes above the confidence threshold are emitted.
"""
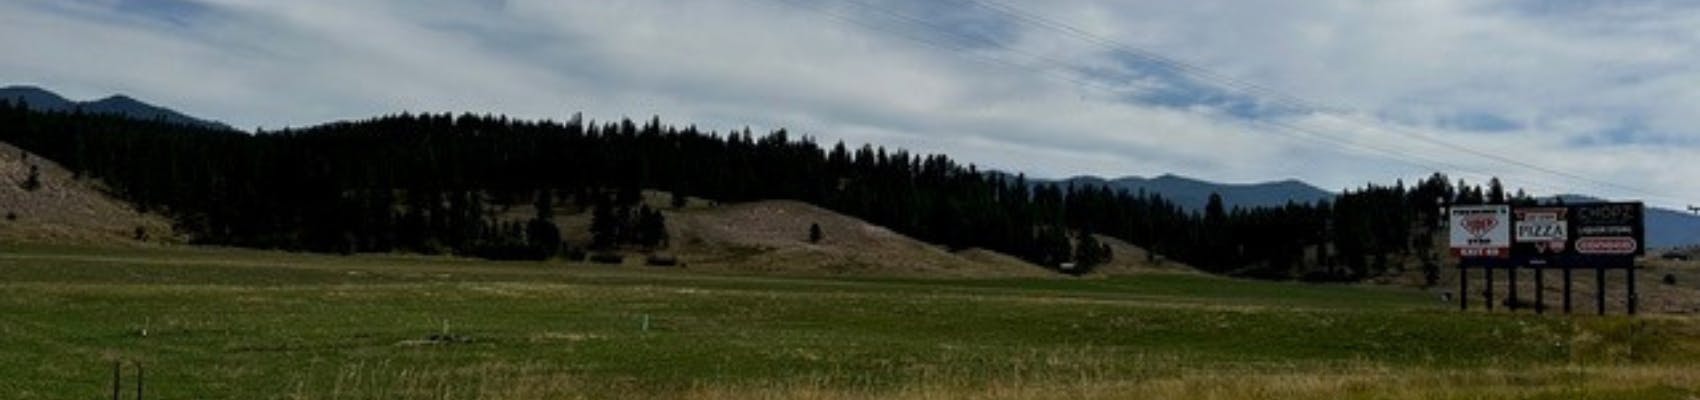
[1449,205,1510,258]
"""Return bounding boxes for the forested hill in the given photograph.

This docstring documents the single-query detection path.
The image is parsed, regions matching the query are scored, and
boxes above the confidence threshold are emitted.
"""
[0,100,1509,280]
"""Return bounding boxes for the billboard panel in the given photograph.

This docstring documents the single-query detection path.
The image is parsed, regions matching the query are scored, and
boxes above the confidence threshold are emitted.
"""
[1567,202,1644,257]
[1450,205,1511,258]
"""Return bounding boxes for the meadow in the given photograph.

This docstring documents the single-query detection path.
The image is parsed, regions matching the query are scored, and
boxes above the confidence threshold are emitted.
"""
[1,244,1697,399]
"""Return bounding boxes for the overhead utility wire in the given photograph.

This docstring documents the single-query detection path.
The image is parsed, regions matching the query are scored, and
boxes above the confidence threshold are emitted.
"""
[965,0,1687,203]
[758,0,1584,195]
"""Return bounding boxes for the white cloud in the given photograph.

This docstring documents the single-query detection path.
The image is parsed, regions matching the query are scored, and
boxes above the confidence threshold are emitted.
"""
[0,0,1694,208]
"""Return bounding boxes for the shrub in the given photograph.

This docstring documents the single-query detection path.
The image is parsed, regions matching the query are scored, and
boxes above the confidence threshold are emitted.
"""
[20,165,41,191]
[563,246,588,262]
[589,252,624,264]
[646,253,679,267]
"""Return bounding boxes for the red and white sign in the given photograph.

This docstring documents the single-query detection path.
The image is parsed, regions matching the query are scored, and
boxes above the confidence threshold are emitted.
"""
[1513,208,1567,243]
[1449,205,1511,258]
[1576,237,1638,255]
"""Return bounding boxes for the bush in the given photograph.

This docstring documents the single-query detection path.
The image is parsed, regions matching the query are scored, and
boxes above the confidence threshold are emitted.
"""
[470,244,546,261]
[1664,273,1678,286]
[589,252,624,265]
[19,165,40,191]
[563,246,588,262]
[646,253,679,267]
[3,211,14,221]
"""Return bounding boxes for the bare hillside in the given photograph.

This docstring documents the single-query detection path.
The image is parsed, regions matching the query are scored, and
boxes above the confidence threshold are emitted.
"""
[665,200,1050,277]
[1088,234,1200,277]
[0,141,176,245]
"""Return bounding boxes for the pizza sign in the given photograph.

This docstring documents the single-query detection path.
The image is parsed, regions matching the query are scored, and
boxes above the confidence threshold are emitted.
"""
[1510,207,1568,258]
[1449,205,1510,258]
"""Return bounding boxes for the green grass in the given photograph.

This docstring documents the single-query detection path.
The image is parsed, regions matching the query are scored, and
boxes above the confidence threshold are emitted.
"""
[0,244,1696,399]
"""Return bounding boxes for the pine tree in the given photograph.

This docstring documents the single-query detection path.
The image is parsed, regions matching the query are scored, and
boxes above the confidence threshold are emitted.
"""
[527,189,561,258]
[590,198,617,250]
[635,205,668,248]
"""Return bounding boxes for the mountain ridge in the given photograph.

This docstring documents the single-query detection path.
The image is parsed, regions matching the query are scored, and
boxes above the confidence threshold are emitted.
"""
[0,85,230,130]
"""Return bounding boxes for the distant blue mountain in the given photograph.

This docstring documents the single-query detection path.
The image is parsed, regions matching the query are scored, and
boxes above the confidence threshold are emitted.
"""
[1064,173,1335,211]
[0,85,230,130]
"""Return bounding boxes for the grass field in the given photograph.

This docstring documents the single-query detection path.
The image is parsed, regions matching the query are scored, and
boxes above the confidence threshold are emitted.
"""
[2,244,1698,399]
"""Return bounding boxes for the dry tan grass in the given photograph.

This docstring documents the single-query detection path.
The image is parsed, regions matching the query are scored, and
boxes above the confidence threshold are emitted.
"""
[668,365,1700,400]
[0,141,177,245]
[282,362,1700,400]
[1088,234,1202,277]
[659,200,1050,278]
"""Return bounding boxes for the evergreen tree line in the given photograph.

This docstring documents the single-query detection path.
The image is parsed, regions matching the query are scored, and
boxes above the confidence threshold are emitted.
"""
[0,101,1526,279]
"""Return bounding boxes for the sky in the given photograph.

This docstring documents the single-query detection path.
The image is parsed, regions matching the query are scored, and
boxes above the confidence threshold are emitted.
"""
[2,0,1697,209]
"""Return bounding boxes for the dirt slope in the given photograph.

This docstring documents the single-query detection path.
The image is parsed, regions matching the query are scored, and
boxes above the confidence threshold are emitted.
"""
[1087,234,1200,277]
[0,141,176,245]
[664,200,1049,278]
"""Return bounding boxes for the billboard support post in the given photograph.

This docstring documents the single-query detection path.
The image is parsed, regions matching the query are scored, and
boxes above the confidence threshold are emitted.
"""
[1627,265,1637,315]
[1534,265,1544,314]
[1596,267,1607,315]
[1485,265,1495,311]
[1508,265,1518,310]
[1563,266,1573,314]
[1458,264,1468,311]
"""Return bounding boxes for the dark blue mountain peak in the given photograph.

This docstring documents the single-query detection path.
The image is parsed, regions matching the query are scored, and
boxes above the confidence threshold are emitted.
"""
[0,85,229,130]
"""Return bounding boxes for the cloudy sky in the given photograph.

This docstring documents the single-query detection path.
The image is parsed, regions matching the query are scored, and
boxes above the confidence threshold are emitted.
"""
[3,0,1697,208]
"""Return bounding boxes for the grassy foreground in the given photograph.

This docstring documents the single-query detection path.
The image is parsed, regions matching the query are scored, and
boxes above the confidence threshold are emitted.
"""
[1,244,1697,399]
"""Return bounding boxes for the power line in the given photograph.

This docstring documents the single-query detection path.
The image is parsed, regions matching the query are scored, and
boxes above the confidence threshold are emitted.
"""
[756,0,1672,202]
[961,0,1689,203]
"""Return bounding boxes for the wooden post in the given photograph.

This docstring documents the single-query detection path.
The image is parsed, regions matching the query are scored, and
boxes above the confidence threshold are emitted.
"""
[1563,265,1573,314]
[1508,264,1519,311]
[1535,265,1545,314]
[1459,264,1468,311]
[135,362,143,400]
[1596,266,1607,315]
[1627,264,1638,315]
[1485,264,1495,311]
[111,361,121,400]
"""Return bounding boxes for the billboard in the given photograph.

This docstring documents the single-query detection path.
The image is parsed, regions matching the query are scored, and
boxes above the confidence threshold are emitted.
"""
[1449,205,1510,258]
[1513,207,1568,256]
[1568,202,1644,257]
